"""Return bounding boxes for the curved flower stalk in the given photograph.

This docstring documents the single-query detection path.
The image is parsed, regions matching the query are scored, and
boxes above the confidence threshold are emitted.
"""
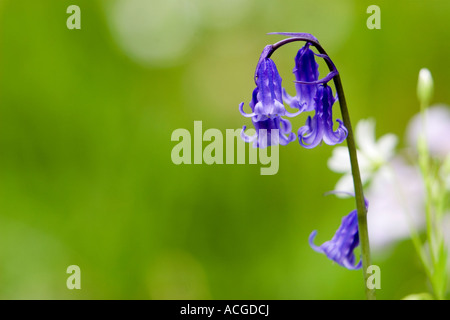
[238,32,374,299]
[280,40,345,149]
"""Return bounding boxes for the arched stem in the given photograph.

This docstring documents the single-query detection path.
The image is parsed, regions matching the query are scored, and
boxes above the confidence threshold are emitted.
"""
[267,34,376,300]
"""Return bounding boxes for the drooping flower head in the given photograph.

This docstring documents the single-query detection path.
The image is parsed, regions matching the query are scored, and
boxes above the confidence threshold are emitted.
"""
[309,209,361,270]
[239,45,298,148]
[239,35,346,150]
[240,46,301,122]
[241,116,295,148]
[298,84,348,148]
[283,42,319,112]
[309,194,368,270]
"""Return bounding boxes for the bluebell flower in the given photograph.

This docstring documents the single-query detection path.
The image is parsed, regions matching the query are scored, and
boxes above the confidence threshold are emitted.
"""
[298,84,348,148]
[309,194,368,270]
[309,209,361,270]
[241,116,296,148]
[239,49,301,122]
[283,43,319,112]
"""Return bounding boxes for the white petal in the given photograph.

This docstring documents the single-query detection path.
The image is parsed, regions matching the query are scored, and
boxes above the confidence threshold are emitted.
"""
[375,133,398,162]
[366,158,425,251]
[328,146,372,175]
[356,151,372,174]
[327,147,351,173]
[355,118,377,158]
[406,105,450,158]
[334,174,355,196]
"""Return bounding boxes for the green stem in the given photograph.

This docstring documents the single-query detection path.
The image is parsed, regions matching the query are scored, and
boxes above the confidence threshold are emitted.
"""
[334,75,376,300]
[418,101,446,300]
[419,102,436,264]
[269,36,376,300]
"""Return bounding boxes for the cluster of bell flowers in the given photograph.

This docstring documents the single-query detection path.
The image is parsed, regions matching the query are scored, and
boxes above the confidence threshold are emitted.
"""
[239,42,347,149]
[239,36,362,270]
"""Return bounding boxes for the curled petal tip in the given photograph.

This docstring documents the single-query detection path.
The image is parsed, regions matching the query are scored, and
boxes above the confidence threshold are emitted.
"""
[343,259,363,270]
[283,109,303,118]
[308,230,323,253]
[240,125,257,143]
[239,102,255,118]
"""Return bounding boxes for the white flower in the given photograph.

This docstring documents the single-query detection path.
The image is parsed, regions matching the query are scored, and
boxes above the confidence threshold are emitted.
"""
[406,105,450,159]
[327,118,398,195]
[366,158,425,250]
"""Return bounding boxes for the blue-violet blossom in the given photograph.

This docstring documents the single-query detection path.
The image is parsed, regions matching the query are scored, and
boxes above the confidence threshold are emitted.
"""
[283,43,319,112]
[241,116,295,148]
[298,84,348,148]
[240,46,298,148]
[309,208,362,270]
[239,39,346,150]
[239,57,300,121]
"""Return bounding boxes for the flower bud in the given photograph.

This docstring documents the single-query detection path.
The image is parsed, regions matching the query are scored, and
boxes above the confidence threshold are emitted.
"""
[417,68,434,106]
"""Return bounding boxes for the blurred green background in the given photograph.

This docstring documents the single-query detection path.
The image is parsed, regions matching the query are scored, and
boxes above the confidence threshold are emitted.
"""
[0,0,449,299]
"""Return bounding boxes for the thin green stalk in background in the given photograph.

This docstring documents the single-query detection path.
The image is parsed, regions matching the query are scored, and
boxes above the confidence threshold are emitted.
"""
[416,68,448,300]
